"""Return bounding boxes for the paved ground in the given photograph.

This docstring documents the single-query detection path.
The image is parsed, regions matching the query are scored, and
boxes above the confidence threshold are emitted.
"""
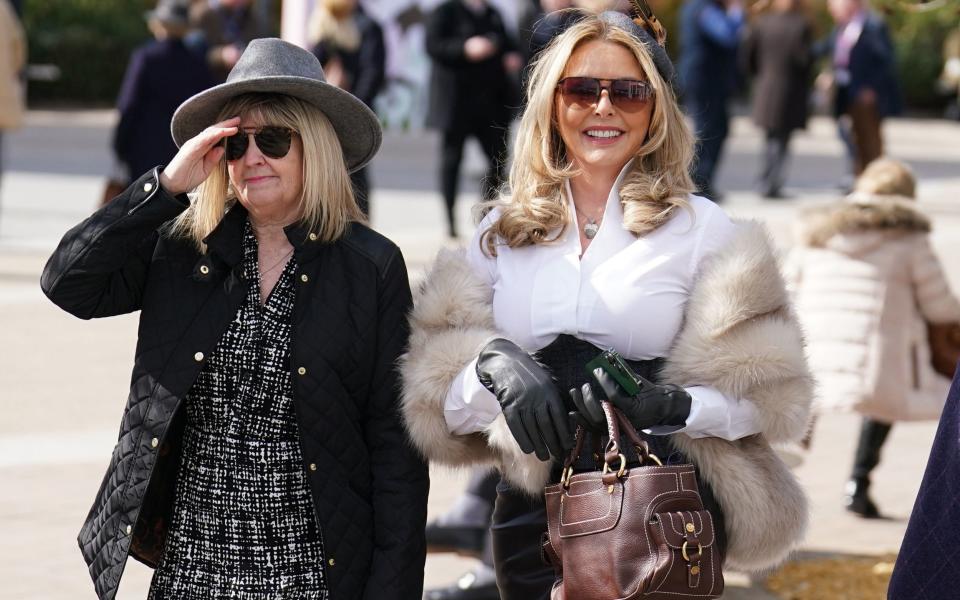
[2,109,959,599]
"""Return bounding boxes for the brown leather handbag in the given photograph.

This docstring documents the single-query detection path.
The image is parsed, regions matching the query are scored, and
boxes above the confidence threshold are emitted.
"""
[543,402,723,600]
[928,322,960,378]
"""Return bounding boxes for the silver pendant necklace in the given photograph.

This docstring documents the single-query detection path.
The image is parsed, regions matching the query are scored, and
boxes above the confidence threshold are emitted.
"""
[574,204,603,239]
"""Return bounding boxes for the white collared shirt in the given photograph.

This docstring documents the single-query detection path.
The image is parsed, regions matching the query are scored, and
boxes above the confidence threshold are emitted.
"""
[443,166,762,440]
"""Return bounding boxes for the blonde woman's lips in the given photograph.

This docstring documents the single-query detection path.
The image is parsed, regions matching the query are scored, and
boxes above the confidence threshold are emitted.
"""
[582,127,624,145]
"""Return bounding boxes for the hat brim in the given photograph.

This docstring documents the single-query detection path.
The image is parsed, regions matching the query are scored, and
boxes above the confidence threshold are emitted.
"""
[170,76,382,173]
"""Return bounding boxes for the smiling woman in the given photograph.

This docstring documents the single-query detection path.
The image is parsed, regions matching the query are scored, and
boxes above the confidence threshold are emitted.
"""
[554,40,654,201]
[40,38,428,600]
[399,7,814,600]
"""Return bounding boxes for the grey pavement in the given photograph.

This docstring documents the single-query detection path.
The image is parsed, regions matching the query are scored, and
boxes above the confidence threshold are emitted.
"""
[2,110,959,599]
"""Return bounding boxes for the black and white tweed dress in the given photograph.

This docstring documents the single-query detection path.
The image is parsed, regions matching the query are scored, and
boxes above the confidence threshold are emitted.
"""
[149,222,328,600]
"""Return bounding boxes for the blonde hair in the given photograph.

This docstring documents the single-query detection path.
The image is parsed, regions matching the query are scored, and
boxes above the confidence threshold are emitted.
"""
[169,93,363,250]
[307,0,361,51]
[482,13,695,255]
[854,157,917,199]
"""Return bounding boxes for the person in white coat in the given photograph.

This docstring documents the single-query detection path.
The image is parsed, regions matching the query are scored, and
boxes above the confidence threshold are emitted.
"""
[787,157,960,517]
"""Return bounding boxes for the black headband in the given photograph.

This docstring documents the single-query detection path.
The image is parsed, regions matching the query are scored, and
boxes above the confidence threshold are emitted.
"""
[598,10,676,91]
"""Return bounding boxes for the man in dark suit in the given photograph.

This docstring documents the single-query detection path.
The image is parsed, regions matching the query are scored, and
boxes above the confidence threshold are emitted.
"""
[112,0,214,187]
[678,0,745,202]
[826,0,901,178]
[425,0,521,238]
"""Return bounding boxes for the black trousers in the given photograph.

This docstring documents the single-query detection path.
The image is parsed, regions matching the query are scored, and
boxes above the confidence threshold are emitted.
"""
[759,129,793,196]
[687,95,730,201]
[440,122,509,237]
[467,467,501,500]
[491,479,556,600]
[851,417,893,482]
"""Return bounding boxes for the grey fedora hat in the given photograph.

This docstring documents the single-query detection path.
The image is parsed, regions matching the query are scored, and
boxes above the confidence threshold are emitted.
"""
[171,38,382,172]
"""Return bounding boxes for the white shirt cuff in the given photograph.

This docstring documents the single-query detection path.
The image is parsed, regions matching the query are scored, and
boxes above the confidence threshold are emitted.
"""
[443,357,503,435]
[648,386,762,441]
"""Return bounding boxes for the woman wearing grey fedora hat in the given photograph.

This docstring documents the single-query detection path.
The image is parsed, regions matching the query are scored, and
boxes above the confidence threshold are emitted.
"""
[399,5,812,598]
[41,38,428,600]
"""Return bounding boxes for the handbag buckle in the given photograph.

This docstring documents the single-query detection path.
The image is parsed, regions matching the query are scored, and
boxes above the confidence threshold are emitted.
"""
[681,540,703,562]
[602,453,627,493]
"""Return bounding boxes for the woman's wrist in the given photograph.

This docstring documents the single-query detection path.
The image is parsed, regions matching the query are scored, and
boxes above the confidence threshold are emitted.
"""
[158,170,183,197]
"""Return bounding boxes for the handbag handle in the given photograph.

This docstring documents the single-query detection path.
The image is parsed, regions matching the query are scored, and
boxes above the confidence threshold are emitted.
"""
[561,401,662,488]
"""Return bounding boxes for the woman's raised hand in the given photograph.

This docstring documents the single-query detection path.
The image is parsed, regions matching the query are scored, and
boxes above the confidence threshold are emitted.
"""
[159,116,241,196]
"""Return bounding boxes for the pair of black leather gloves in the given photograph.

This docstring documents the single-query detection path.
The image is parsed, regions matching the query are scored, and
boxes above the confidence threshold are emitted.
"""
[476,338,692,461]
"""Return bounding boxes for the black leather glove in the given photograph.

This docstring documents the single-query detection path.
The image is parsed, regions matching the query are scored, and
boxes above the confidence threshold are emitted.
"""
[570,368,692,432]
[476,338,573,461]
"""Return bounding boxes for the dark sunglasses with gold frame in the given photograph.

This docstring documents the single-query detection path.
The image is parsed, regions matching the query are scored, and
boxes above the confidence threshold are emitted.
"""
[557,77,655,111]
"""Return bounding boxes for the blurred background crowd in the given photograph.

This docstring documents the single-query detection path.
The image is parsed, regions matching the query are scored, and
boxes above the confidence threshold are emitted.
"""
[4,0,960,219]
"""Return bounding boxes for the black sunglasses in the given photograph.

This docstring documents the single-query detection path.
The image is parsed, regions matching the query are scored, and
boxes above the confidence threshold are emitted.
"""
[223,126,296,161]
[557,77,654,112]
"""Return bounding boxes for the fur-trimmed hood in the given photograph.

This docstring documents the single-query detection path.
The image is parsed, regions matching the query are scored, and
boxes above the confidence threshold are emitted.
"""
[399,221,813,572]
[797,195,930,249]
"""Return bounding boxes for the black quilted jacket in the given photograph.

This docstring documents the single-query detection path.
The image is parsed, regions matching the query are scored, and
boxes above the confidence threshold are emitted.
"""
[41,169,430,600]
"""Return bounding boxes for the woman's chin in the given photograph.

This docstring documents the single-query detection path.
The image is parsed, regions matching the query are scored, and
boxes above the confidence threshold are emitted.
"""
[238,193,283,214]
[577,152,633,175]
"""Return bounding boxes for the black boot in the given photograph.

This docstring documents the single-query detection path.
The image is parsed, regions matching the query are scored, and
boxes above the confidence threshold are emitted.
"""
[845,418,892,518]
[844,477,880,518]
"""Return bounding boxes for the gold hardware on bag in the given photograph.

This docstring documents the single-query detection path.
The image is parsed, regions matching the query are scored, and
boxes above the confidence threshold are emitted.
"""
[602,453,627,493]
[685,522,695,533]
[561,466,574,489]
[602,454,627,477]
[681,541,703,562]
[633,445,663,466]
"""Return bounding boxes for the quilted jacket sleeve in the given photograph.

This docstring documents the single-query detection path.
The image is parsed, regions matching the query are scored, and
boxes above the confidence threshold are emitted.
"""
[40,169,190,319]
[362,250,430,600]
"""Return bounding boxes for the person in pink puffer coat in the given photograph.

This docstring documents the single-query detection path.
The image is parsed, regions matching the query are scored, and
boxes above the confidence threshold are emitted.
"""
[787,157,960,517]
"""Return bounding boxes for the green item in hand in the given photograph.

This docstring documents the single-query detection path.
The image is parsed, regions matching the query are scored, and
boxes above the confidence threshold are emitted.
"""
[585,349,642,396]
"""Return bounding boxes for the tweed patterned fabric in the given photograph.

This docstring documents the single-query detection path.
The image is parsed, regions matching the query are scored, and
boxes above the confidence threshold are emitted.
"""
[149,222,328,599]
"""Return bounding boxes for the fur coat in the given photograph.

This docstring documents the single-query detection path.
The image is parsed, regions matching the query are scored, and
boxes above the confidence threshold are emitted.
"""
[400,220,814,572]
[786,196,960,422]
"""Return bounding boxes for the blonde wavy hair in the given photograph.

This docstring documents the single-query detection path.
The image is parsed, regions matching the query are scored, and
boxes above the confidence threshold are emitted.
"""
[308,0,361,52]
[482,13,695,255]
[169,93,363,250]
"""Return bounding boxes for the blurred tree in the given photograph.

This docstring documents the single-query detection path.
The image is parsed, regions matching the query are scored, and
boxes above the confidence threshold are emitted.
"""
[24,0,153,105]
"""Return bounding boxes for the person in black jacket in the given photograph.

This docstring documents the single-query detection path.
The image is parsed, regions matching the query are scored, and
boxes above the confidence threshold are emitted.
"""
[112,0,214,191]
[41,38,428,600]
[823,0,901,179]
[678,0,745,201]
[425,0,522,238]
[309,0,386,216]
